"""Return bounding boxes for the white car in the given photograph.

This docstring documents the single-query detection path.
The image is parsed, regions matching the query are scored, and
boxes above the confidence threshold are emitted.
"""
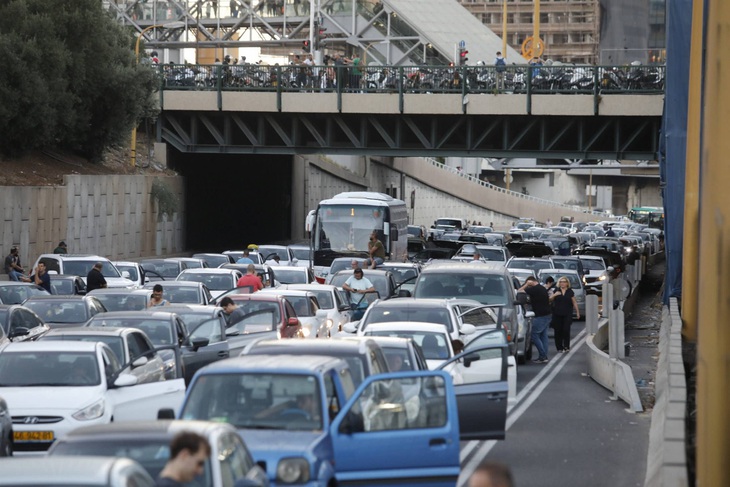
[257,289,330,338]
[283,283,352,333]
[257,245,296,266]
[175,268,243,298]
[111,261,145,288]
[287,244,311,268]
[0,341,185,454]
[34,254,135,289]
[0,456,155,486]
[269,265,315,284]
[577,255,612,289]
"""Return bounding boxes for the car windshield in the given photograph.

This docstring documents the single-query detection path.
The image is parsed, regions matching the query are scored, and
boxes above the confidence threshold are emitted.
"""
[168,311,215,329]
[259,247,289,261]
[141,261,181,278]
[366,330,450,361]
[49,439,213,486]
[274,269,307,284]
[330,273,388,299]
[414,273,510,305]
[540,273,582,289]
[0,351,100,386]
[380,267,418,286]
[115,265,139,282]
[87,317,174,347]
[24,301,88,323]
[289,248,310,260]
[580,259,606,271]
[41,335,125,364]
[93,294,148,312]
[362,306,453,333]
[195,254,230,268]
[475,248,507,262]
[181,373,323,431]
[285,296,314,317]
[178,272,234,291]
[507,259,553,271]
[143,286,200,304]
[551,260,581,271]
[63,260,121,278]
[305,290,333,309]
[228,301,281,333]
[0,284,49,304]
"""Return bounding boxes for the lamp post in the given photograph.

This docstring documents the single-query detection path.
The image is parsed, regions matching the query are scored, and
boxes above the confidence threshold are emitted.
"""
[131,21,184,167]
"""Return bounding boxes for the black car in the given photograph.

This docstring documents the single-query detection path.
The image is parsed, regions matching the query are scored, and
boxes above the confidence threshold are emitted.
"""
[50,274,87,296]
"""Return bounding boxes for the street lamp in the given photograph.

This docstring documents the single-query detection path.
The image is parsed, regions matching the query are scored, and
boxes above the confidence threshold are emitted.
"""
[131,21,185,168]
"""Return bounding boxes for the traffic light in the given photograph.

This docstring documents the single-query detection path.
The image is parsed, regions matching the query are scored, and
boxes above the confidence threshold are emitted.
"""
[314,25,327,51]
[302,40,310,53]
[459,48,469,66]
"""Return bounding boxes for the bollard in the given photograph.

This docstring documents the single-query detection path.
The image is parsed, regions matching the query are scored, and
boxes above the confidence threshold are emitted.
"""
[585,294,598,335]
[601,279,610,318]
[615,308,625,359]
[635,260,642,284]
[608,302,618,359]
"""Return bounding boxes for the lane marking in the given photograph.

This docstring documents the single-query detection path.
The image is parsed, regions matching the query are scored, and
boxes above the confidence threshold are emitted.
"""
[458,329,587,484]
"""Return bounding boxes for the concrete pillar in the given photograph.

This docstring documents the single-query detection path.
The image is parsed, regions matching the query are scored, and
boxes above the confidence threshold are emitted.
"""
[601,280,610,318]
[585,294,598,335]
[615,308,625,358]
[636,261,642,284]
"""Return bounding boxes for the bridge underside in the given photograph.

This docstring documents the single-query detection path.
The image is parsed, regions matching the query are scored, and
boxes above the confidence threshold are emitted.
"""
[159,111,660,160]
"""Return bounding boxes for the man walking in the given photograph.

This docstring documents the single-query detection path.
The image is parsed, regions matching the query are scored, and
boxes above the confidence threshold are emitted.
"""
[518,276,552,363]
[157,431,211,486]
[4,247,25,281]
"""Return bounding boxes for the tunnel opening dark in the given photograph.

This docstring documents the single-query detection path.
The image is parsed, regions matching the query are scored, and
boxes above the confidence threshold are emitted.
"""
[169,152,294,252]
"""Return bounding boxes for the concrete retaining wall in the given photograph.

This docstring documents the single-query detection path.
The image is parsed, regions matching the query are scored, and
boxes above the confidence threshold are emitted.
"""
[0,175,185,267]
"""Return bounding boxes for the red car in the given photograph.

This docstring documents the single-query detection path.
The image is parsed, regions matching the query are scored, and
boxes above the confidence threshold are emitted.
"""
[227,293,303,340]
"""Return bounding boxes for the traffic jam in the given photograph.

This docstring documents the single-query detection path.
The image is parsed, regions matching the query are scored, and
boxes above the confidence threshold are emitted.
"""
[0,191,663,486]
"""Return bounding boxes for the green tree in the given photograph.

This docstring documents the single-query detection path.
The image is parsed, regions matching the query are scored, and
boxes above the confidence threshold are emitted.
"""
[0,0,158,161]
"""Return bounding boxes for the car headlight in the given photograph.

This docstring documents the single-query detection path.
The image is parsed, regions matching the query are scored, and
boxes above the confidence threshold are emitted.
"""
[72,399,105,421]
[300,325,311,338]
[598,274,607,281]
[276,457,310,484]
[325,318,334,330]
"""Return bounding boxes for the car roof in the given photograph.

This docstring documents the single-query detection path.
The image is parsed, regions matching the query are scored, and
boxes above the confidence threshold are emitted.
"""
[87,288,150,296]
[2,340,99,353]
[164,304,221,314]
[345,335,413,349]
[23,295,90,302]
[538,269,580,275]
[259,289,313,297]
[143,281,202,288]
[37,254,109,261]
[62,419,236,440]
[111,261,138,266]
[87,310,177,319]
[287,284,338,292]
[229,293,285,302]
[201,354,347,373]
[368,298,452,308]
[0,456,149,485]
[420,261,507,273]
[250,338,379,355]
[44,326,132,337]
[178,268,237,274]
[364,321,451,334]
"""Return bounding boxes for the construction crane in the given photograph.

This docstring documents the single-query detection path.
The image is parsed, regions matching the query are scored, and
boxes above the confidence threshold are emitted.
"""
[520,0,544,60]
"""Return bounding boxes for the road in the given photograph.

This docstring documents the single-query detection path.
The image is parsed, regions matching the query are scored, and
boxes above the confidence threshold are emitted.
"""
[459,322,651,487]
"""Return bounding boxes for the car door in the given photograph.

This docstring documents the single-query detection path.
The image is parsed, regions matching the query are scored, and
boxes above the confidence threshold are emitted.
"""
[126,331,165,383]
[185,317,230,380]
[330,371,462,486]
[451,330,509,384]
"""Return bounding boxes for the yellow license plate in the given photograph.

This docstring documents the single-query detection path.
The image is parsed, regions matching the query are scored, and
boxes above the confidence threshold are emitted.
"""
[13,431,54,442]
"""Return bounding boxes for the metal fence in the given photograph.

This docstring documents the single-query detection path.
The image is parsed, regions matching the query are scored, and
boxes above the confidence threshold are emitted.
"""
[157,63,666,96]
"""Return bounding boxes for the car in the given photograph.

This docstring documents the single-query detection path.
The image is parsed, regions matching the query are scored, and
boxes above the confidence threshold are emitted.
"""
[287,244,312,268]
[407,237,427,260]
[223,250,264,265]
[361,321,456,370]
[87,288,152,312]
[547,255,586,279]
[0,281,50,304]
[378,261,421,295]
[221,293,304,340]
[143,280,214,305]
[169,257,209,270]
[505,240,554,258]
[176,352,508,486]
[40,326,167,384]
[83,310,226,384]
[323,257,367,284]
[47,420,269,487]
[577,255,613,288]
[0,340,185,453]
[342,298,476,342]
[32,254,135,289]
[466,225,494,235]
[219,263,277,288]
[22,295,107,329]
[164,304,254,358]
[0,395,12,456]
[537,269,587,318]
[574,246,623,277]
[258,289,329,338]
[111,261,146,287]
[328,268,401,305]
[175,268,243,298]
[49,274,88,296]
[0,456,155,486]
[506,257,556,286]
[452,244,509,264]
[412,261,531,363]
[0,304,49,342]
[407,224,428,240]
[192,252,235,268]
[267,265,315,284]
[242,338,390,387]
[350,335,429,372]
[138,258,189,281]
[410,247,457,264]
[257,245,296,266]
[282,283,352,333]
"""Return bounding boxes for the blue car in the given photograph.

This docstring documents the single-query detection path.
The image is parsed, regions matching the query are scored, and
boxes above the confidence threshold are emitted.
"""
[176,348,508,486]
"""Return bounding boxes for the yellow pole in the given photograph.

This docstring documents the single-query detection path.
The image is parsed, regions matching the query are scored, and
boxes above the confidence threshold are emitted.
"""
[681,0,703,342]
[502,0,507,58]
[697,0,730,484]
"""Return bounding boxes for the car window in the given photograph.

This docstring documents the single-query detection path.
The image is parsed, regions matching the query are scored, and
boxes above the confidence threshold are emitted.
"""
[580,259,606,271]
[190,318,223,344]
[324,372,341,420]
[63,260,121,278]
[218,432,255,486]
[287,296,312,317]
[0,351,100,386]
[117,265,139,282]
[363,306,453,333]
[42,335,126,364]
[24,301,87,323]
[230,301,281,333]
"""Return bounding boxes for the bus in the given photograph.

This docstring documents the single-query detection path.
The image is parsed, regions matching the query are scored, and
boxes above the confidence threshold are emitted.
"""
[628,206,664,229]
[310,192,409,283]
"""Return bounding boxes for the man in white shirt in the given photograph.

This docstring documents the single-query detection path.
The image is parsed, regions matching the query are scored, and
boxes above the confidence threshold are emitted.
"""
[342,268,375,308]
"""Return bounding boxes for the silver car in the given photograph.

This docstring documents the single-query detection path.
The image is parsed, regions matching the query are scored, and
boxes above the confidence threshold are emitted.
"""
[537,269,586,318]
[0,456,155,486]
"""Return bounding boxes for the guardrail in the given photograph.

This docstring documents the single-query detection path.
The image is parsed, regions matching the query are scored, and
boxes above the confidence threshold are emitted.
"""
[424,157,608,216]
[156,63,665,108]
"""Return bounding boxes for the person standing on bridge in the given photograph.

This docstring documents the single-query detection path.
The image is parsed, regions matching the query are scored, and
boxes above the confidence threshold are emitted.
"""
[549,276,580,353]
[494,51,506,90]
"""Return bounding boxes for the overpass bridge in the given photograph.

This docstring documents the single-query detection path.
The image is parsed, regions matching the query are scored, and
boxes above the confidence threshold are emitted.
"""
[157,63,664,160]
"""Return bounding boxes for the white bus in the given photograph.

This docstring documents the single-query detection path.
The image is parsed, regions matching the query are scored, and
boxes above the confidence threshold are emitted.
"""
[310,192,409,283]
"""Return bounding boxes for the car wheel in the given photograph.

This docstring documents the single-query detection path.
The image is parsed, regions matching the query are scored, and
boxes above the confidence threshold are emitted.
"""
[524,339,533,362]
[2,435,12,457]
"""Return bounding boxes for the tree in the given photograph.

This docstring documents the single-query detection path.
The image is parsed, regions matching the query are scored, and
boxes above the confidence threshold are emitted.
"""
[0,0,157,162]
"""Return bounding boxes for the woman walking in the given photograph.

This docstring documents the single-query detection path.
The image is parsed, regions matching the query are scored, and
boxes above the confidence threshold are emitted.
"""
[549,276,580,353]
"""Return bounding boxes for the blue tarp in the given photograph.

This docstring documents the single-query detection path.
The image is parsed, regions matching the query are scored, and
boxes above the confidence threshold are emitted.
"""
[660,0,693,303]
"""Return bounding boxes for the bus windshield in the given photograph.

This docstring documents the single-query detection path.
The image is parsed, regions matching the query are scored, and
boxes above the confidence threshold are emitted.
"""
[315,204,386,253]
[628,207,664,230]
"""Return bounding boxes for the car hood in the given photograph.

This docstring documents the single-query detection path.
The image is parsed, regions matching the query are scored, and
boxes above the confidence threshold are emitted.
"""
[240,429,327,469]
[0,386,104,412]
[80,276,136,289]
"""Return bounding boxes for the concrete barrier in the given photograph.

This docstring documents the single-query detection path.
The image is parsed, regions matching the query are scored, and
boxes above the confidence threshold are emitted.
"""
[643,298,688,487]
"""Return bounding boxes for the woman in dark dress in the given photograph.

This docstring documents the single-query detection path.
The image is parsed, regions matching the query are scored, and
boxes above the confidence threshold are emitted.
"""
[549,276,580,353]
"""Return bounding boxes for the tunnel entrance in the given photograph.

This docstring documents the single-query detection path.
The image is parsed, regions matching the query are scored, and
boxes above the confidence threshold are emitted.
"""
[169,151,294,252]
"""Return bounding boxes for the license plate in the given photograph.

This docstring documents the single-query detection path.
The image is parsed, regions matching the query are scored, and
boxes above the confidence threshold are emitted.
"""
[13,431,54,442]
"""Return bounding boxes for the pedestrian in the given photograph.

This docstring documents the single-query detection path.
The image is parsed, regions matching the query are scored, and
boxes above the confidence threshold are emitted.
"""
[220,296,245,328]
[529,56,543,77]
[342,267,375,314]
[468,459,514,487]
[549,276,580,353]
[605,225,616,237]
[546,218,553,227]
[53,241,68,254]
[22,261,51,293]
[4,247,25,281]
[365,231,385,269]
[350,53,362,92]
[543,275,556,293]
[350,259,360,270]
[148,284,169,308]
[236,263,263,292]
[518,276,552,364]
[157,431,211,486]
[470,252,483,264]
[86,262,107,292]
[229,0,238,17]
[268,255,281,265]
[494,51,506,90]
[236,249,254,264]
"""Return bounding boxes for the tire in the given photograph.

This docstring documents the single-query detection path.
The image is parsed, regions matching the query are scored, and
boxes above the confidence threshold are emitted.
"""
[524,337,533,361]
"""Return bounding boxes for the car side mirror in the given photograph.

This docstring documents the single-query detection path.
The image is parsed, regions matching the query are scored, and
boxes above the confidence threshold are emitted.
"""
[463,353,479,367]
[338,304,351,312]
[158,408,175,420]
[342,322,358,334]
[525,311,535,318]
[189,337,209,350]
[607,266,615,272]
[287,317,299,327]
[113,374,138,388]
[131,356,149,368]
[8,327,30,339]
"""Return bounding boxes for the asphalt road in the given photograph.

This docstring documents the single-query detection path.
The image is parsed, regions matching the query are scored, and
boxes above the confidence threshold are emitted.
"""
[459,320,652,487]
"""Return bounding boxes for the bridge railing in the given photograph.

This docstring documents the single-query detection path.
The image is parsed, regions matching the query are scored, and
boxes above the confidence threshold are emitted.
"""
[424,158,608,216]
[157,63,665,96]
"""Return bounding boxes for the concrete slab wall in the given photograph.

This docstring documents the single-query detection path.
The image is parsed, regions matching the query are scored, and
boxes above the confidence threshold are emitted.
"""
[0,175,184,267]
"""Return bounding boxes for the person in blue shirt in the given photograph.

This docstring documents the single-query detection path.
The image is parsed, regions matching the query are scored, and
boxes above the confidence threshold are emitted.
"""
[236,249,254,264]
[23,262,51,293]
